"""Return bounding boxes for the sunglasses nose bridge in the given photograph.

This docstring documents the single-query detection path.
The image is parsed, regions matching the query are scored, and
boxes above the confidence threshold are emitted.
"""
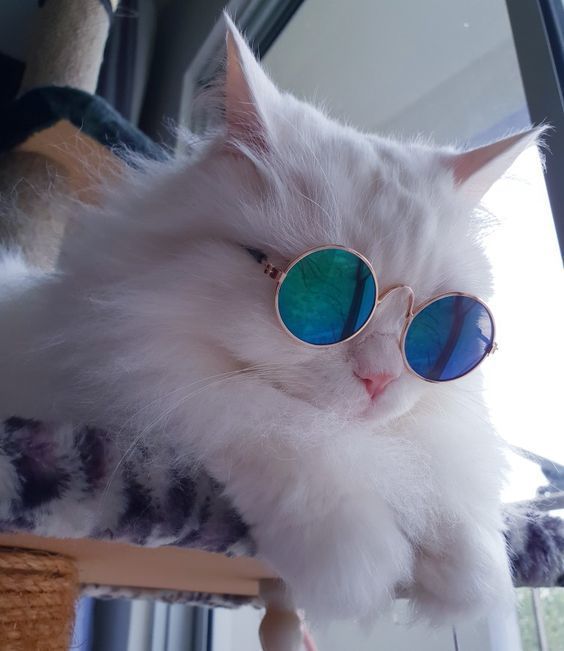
[361,285,415,346]
[375,285,415,321]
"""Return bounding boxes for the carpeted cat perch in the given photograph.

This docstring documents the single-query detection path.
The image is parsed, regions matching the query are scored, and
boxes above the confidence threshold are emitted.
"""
[0,2,563,650]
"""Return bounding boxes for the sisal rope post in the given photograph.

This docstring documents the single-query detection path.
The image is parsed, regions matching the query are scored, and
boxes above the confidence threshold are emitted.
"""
[0,548,79,651]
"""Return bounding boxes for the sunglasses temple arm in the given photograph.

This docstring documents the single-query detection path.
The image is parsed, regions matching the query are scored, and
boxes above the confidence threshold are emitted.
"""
[244,247,284,282]
[264,262,284,281]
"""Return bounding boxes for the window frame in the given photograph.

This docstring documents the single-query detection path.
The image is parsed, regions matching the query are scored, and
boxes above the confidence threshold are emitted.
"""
[505,0,564,259]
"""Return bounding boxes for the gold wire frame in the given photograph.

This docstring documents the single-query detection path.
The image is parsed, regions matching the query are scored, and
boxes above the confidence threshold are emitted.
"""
[258,245,497,383]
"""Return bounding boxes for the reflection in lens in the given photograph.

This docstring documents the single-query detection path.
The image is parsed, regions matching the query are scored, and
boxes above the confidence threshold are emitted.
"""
[404,295,494,381]
[277,248,377,345]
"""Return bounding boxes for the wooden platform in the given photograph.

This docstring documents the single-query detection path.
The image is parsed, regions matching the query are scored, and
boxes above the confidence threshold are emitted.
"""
[0,533,275,597]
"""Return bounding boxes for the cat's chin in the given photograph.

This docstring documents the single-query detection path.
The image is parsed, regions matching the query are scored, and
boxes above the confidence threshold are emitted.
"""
[356,381,418,426]
[359,402,406,427]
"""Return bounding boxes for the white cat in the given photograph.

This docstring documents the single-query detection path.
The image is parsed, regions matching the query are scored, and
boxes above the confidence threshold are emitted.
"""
[0,15,540,621]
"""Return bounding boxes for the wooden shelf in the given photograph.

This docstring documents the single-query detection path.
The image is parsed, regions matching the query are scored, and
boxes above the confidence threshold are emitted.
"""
[0,533,275,597]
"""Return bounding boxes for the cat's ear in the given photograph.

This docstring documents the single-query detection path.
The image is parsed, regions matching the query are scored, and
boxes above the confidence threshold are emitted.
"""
[447,128,544,201]
[223,13,279,150]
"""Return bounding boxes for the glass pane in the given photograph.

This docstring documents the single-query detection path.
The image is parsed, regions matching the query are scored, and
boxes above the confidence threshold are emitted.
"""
[516,589,540,651]
[517,587,564,651]
[541,588,564,649]
[481,148,564,501]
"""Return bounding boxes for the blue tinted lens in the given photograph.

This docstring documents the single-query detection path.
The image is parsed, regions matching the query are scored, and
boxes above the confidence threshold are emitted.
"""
[404,295,494,381]
[277,248,377,345]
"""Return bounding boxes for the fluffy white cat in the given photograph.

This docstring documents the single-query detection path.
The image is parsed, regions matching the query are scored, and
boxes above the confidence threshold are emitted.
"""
[0,15,540,621]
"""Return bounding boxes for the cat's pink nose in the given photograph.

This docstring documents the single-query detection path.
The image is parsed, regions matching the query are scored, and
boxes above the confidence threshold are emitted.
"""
[358,373,395,400]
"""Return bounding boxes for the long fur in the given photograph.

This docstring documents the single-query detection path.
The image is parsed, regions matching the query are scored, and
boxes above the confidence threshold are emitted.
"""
[0,16,538,621]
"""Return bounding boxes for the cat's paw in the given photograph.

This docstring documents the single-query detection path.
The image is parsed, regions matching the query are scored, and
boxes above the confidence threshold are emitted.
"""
[255,499,414,620]
[412,523,513,621]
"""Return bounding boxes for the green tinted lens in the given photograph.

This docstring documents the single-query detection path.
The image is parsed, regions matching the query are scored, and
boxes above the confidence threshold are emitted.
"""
[277,248,377,345]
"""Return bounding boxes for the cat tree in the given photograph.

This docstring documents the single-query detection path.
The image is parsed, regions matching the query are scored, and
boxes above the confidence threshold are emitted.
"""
[0,2,562,650]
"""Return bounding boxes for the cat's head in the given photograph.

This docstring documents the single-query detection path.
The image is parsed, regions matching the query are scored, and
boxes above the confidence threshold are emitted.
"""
[114,16,540,428]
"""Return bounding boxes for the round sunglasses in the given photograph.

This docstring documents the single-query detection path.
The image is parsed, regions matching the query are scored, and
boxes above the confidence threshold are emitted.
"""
[247,245,496,383]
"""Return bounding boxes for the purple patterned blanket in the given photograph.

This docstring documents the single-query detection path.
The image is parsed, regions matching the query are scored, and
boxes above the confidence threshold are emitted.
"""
[0,417,253,554]
[0,417,562,604]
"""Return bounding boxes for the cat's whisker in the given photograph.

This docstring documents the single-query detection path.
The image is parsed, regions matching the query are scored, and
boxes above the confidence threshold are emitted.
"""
[102,380,232,498]
[103,361,298,495]
[441,394,495,430]
[116,362,287,429]
[295,189,335,224]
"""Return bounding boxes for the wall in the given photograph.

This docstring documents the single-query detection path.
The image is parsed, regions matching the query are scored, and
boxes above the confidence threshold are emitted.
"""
[263,0,528,144]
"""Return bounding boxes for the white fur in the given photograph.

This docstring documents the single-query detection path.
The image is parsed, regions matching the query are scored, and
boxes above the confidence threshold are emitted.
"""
[0,16,535,621]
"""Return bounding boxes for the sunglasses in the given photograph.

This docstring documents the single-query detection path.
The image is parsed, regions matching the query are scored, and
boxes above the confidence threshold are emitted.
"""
[247,245,496,383]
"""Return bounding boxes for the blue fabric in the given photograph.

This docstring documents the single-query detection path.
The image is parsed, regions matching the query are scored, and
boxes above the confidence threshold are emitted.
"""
[0,86,167,163]
[404,295,494,381]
